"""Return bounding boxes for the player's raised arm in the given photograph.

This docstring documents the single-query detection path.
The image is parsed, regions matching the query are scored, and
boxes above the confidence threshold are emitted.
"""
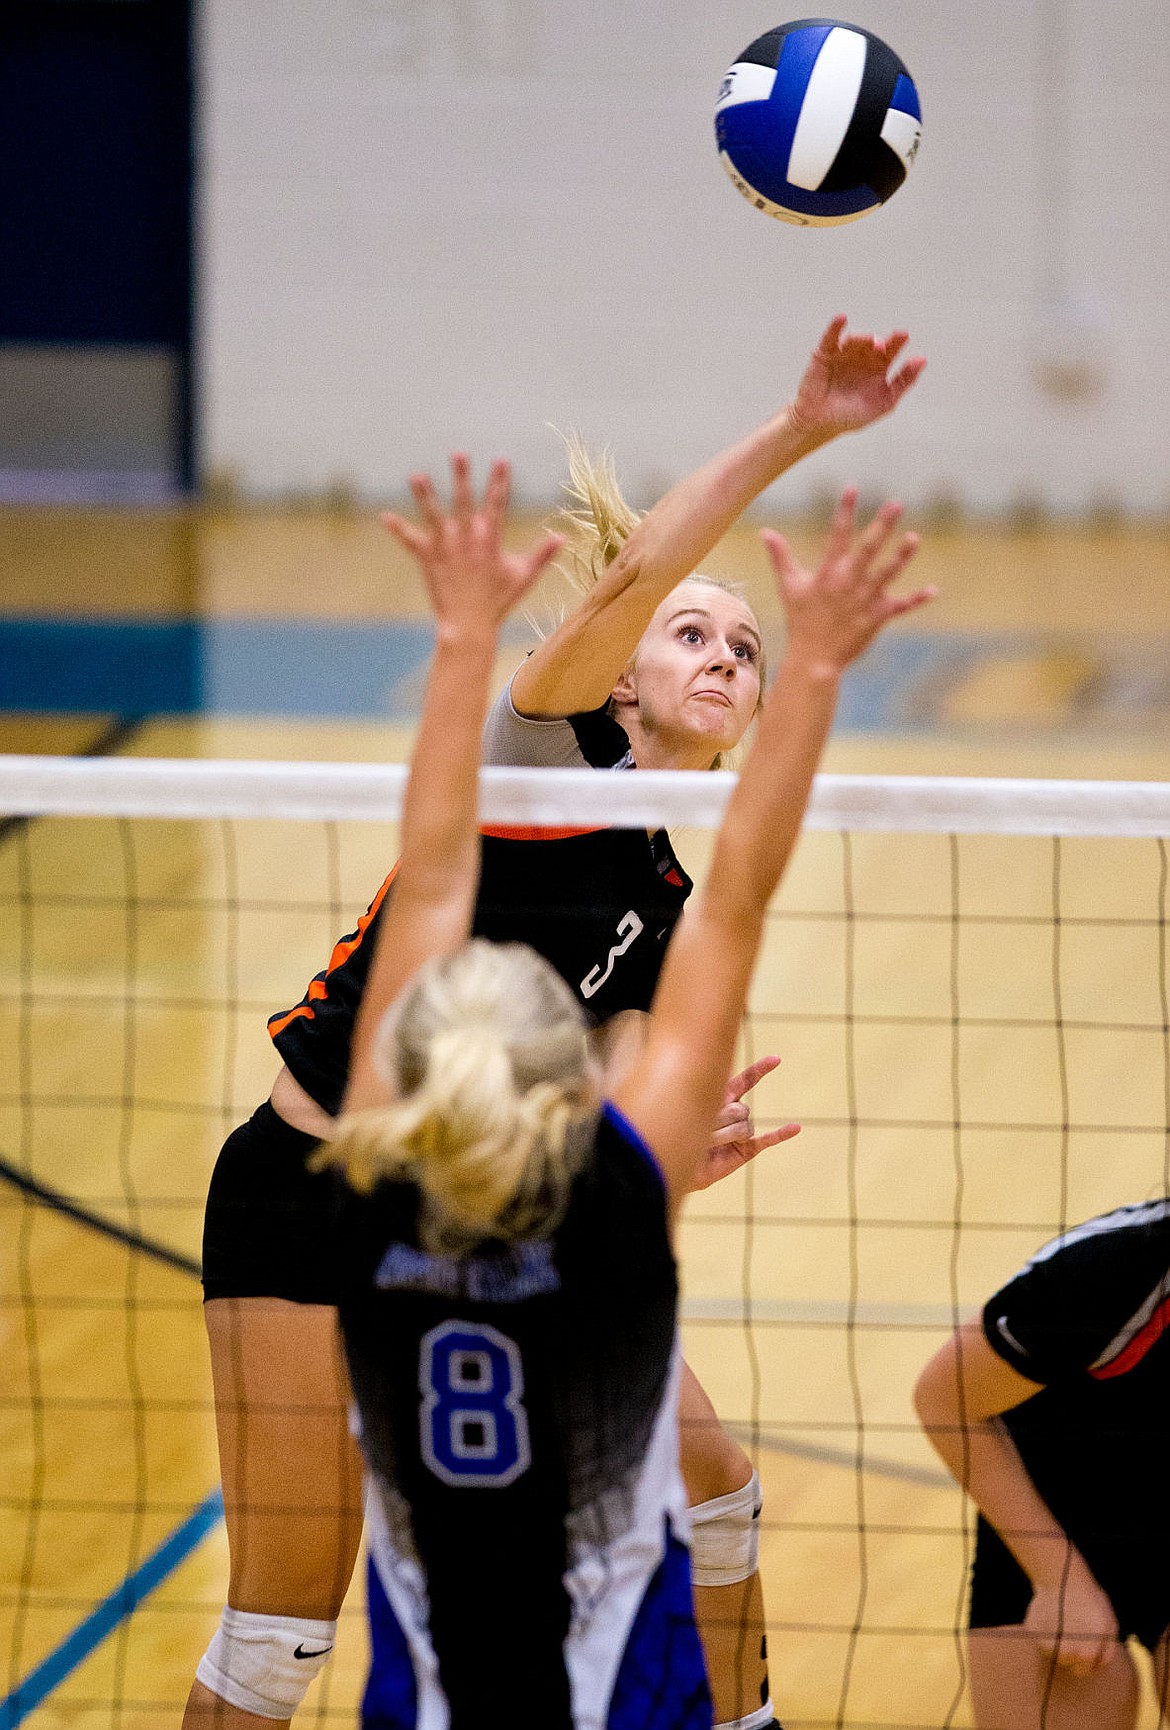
[342,456,563,1114]
[512,317,926,719]
[613,489,934,1215]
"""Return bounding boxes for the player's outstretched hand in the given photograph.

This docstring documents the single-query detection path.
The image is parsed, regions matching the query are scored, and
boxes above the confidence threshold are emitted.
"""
[1023,1574,1120,1677]
[763,487,935,676]
[690,1055,801,1192]
[383,454,565,634]
[789,315,926,441]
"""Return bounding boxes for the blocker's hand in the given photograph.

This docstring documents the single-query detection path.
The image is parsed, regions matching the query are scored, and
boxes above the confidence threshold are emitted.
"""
[690,1055,801,1192]
[383,454,564,634]
[789,315,926,441]
[764,487,935,677]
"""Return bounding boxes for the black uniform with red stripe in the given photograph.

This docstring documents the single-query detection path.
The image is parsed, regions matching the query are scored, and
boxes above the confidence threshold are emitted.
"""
[201,694,692,1305]
[267,702,691,1117]
[970,1199,1170,1652]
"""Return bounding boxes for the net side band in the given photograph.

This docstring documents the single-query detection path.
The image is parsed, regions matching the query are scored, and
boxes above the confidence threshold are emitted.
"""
[2,756,1169,837]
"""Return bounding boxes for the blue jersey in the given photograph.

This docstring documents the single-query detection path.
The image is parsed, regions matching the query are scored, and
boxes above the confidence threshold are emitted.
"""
[334,1103,712,1730]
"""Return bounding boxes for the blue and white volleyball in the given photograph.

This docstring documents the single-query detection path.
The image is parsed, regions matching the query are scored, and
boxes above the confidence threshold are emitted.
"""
[715,20,921,226]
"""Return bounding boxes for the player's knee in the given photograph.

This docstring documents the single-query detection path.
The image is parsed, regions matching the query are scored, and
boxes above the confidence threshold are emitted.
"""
[196,1607,337,1718]
[690,1467,761,1588]
[681,1420,754,1507]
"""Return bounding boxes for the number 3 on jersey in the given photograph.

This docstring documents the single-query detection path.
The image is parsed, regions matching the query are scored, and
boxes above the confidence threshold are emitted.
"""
[581,909,644,1000]
[419,1321,532,1487]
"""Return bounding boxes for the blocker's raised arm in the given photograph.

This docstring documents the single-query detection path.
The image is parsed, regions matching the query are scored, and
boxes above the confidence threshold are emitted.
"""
[343,456,563,1113]
[613,488,932,1218]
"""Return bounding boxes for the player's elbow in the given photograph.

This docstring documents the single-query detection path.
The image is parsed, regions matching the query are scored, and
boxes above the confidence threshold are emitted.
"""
[603,541,643,590]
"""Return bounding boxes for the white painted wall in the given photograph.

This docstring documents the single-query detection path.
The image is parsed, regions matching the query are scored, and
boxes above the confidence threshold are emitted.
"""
[197,0,1170,513]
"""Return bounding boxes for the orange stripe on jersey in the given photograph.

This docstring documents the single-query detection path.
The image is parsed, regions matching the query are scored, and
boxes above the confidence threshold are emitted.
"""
[1090,1293,1170,1380]
[479,824,606,841]
[267,1001,316,1037]
[268,864,399,1039]
[320,864,399,978]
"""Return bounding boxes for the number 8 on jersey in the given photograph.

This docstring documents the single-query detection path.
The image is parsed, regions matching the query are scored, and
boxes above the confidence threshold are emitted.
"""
[419,1321,533,1487]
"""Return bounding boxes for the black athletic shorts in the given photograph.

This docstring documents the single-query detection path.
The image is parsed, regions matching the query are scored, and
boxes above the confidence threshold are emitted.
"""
[201,1100,341,1305]
[969,1514,1170,1655]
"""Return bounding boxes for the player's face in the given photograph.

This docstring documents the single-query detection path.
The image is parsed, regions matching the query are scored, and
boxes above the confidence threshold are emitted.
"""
[615,581,763,766]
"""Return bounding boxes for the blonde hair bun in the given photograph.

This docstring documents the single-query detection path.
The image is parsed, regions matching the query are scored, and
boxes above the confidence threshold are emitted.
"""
[329,942,594,1254]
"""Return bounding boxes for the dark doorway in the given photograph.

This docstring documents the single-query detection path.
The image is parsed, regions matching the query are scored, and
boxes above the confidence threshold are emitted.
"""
[0,0,193,500]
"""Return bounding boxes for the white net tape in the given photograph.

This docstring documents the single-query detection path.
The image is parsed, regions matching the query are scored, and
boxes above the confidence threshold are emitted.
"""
[3,755,1170,836]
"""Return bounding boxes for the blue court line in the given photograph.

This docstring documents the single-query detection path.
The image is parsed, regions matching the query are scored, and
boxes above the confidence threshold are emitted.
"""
[835,632,979,732]
[0,1486,224,1729]
[4,617,1163,729]
[1,615,965,725]
[0,617,434,719]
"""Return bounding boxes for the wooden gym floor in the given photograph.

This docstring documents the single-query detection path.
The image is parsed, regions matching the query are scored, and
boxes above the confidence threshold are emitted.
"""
[3,504,1170,1727]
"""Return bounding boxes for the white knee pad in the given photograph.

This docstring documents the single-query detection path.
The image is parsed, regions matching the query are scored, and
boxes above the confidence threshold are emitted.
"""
[196,1606,337,1718]
[714,1707,777,1730]
[690,1468,761,1588]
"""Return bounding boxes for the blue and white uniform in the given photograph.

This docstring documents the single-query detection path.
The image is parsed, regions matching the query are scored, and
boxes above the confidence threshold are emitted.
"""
[335,1101,713,1730]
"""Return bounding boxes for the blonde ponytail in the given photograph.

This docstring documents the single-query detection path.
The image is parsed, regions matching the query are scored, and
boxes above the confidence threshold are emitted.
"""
[554,434,643,597]
[324,942,594,1254]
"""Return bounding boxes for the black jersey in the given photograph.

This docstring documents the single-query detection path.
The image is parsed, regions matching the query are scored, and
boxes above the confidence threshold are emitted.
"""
[981,1200,1170,1582]
[335,1104,711,1730]
[269,696,692,1116]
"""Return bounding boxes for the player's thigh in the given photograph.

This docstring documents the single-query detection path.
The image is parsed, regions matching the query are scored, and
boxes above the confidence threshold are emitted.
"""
[967,1627,1139,1730]
[205,1295,364,1617]
[677,1359,753,1504]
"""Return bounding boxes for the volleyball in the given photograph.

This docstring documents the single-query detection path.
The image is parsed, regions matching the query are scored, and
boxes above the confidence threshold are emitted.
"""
[715,19,922,226]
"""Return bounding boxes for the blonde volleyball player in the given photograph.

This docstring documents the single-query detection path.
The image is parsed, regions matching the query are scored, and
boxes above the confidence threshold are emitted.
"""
[186,319,925,1729]
[324,453,930,1728]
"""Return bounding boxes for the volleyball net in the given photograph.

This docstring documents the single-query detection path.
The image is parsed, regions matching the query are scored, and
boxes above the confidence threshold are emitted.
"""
[3,755,1170,1729]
